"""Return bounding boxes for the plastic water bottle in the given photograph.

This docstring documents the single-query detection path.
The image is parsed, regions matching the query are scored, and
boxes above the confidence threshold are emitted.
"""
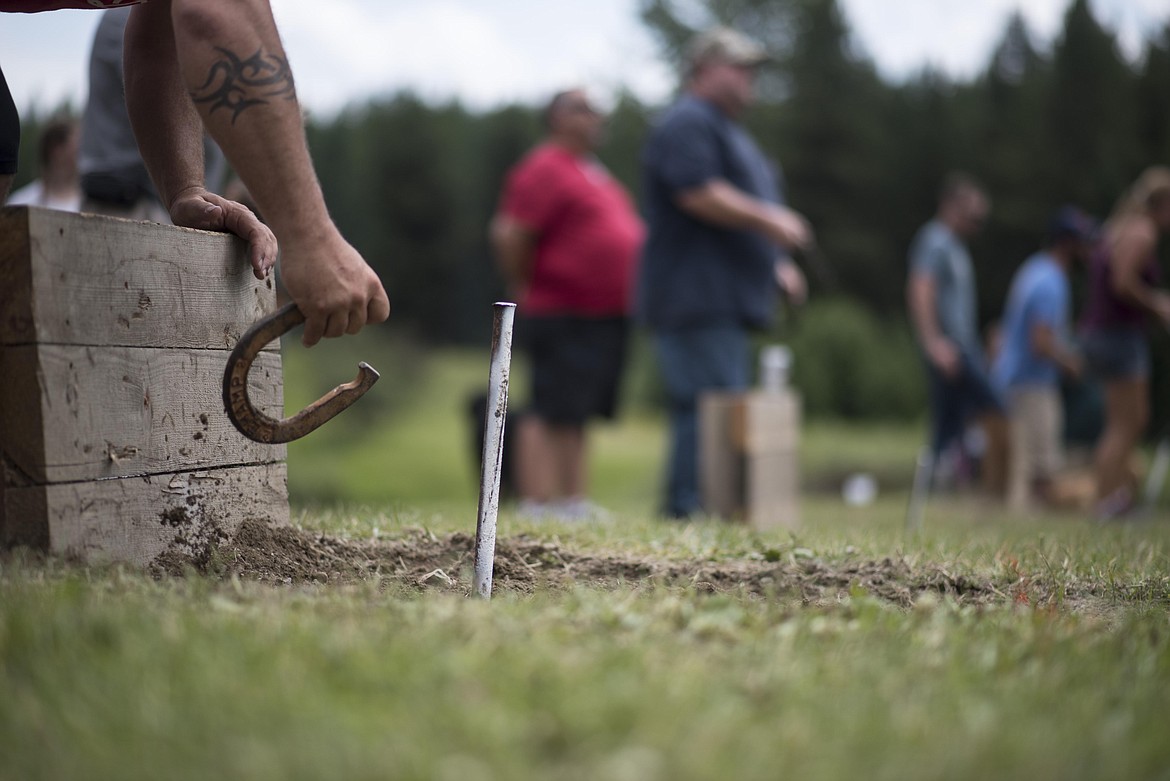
[759,345,791,393]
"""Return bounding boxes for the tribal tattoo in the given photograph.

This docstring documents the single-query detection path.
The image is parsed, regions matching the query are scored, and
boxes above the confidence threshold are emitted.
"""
[191,47,296,124]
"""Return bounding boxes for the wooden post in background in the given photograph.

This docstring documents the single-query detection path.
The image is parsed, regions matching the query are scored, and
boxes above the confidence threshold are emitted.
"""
[699,390,801,530]
[0,207,289,565]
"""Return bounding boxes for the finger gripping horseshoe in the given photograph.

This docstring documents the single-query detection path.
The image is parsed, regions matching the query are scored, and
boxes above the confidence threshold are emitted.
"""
[223,302,380,444]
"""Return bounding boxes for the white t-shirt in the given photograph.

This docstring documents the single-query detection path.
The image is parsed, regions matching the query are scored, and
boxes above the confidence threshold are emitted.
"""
[6,179,82,212]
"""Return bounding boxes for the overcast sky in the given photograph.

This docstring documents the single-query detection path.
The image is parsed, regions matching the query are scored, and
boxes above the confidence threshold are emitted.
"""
[1,0,1166,117]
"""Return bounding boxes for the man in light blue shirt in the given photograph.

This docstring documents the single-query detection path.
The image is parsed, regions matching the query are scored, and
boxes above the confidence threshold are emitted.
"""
[992,206,1093,510]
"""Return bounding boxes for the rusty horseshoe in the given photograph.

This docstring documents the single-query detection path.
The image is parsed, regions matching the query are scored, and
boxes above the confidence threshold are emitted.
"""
[223,302,380,444]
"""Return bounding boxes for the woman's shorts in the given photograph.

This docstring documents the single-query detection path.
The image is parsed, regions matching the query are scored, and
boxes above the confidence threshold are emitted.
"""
[1080,326,1150,381]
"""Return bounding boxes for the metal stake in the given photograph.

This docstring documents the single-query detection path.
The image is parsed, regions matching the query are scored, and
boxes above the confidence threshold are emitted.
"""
[1142,435,1170,517]
[473,302,516,599]
[905,446,933,533]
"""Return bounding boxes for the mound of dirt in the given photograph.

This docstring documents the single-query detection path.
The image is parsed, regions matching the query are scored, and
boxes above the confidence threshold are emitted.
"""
[148,518,1002,607]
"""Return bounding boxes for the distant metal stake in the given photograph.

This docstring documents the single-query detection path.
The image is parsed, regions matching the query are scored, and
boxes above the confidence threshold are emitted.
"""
[905,446,933,534]
[1143,436,1170,516]
[473,302,516,599]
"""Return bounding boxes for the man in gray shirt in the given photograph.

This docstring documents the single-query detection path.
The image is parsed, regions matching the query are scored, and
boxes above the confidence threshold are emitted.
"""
[2,0,389,348]
[80,7,224,222]
[907,173,1006,490]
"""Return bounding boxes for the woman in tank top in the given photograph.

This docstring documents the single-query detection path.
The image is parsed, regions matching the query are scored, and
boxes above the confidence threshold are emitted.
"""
[1080,166,1170,520]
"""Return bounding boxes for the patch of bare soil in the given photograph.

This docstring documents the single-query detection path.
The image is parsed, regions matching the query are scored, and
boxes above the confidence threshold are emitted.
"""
[148,518,1006,608]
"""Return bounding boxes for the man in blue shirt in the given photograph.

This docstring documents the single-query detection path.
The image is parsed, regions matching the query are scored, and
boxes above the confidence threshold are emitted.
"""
[637,27,813,519]
[992,207,1092,511]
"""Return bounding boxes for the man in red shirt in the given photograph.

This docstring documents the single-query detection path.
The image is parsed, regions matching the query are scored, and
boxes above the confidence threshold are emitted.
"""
[491,88,644,520]
[2,0,388,347]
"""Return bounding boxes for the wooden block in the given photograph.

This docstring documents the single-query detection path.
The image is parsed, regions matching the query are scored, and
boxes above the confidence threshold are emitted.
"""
[746,449,800,529]
[0,345,284,484]
[699,390,801,530]
[699,393,744,522]
[729,391,800,453]
[1,207,288,564]
[4,463,289,567]
[0,207,277,349]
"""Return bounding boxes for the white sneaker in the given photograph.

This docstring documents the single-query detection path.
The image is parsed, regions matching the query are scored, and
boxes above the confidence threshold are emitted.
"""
[551,497,612,522]
[516,499,551,520]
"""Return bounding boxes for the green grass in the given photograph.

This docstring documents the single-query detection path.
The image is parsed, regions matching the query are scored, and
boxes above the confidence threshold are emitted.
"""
[3,344,1170,780]
[3,518,1170,781]
[280,335,927,515]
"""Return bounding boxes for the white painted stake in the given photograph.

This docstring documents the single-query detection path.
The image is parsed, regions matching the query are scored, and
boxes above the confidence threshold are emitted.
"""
[473,302,516,599]
[1143,437,1170,515]
[905,446,933,534]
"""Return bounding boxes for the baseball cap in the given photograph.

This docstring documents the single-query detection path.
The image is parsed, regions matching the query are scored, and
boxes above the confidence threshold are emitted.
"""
[687,27,769,71]
[1047,205,1096,243]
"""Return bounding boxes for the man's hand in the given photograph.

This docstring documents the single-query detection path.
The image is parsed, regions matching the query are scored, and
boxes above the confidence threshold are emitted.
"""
[279,232,391,347]
[774,259,807,306]
[764,204,813,251]
[169,186,278,279]
[489,213,536,298]
[1063,353,1085,381]
[1153,291,1170,328]
[926,334,962,379]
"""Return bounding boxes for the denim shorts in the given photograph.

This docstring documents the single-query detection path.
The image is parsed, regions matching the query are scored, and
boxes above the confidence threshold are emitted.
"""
[1080,327,1150,381]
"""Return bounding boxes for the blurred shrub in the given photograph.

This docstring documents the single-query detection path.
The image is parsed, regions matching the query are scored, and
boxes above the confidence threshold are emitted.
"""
[620,297,927,422]
[619,331,667,414]
[776,297,926,421]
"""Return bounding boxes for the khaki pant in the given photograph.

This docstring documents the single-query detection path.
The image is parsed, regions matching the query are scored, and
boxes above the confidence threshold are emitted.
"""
[1006,387,1063,512]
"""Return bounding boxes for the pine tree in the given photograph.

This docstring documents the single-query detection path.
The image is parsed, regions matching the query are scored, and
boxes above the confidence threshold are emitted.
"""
[973,12,1053,319]
[777,0,899,309]
[1047,0,1139,214]
[1137,22,1170,165]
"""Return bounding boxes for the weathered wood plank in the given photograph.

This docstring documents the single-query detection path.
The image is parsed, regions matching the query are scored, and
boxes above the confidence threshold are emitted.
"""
[699,391,801,529]
[0,211,33,345]
[0,206,292,564]
[0,206,279,349]
[699,393,745,523]
[746,450,800,530]
[730,391,800,454]
[0,344,285,484]
[0,456,48,550]
[3,463,288,566]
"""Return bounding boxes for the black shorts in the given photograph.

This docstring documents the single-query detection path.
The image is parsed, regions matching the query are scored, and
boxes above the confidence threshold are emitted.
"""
[0,65,19,176]
[523,315,629,425]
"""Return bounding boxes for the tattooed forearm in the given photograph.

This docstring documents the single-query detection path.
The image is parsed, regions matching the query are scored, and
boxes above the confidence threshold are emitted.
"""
[191,47,297,124]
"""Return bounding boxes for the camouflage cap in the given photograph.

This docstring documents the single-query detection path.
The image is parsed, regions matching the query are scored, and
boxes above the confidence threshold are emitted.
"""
[687,26,769,71]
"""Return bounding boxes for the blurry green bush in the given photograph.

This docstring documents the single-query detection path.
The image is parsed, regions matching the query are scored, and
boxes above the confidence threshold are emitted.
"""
[782,297,926,421]
[620,297,928,422]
